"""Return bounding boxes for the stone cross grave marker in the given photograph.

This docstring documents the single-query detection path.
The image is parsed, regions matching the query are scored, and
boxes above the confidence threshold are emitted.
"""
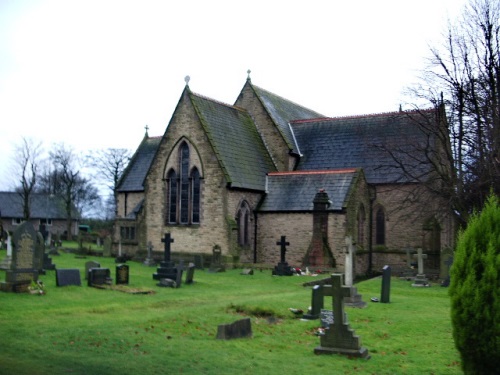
[153,233,179,282]
[412,248,430,287]
[161,233,174,263]
[314,273,370,358]
[381,265,391,303]
[272,236,294,276]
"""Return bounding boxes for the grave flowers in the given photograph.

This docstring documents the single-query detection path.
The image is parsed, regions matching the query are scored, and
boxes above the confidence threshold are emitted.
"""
[28,280,45,295]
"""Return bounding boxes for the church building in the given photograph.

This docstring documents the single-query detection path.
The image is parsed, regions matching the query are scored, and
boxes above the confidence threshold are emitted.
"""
[114,74,456,276]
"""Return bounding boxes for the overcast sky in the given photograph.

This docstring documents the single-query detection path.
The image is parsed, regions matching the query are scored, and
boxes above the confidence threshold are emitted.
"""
[0,0,467,193]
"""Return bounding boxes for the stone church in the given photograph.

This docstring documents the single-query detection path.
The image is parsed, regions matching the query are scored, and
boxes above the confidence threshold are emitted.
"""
[114,74,456,276]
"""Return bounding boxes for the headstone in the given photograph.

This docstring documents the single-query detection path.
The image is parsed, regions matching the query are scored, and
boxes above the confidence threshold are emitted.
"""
[116,264,129,285]
[216,318,252,340]
[412,248,430,287]
[153,233,181,283]
[401,246,416,279]
[88,268,112,286]
[1,222,39,292]
[0,234,13,270]
[157,278,177,288]
[185,263,195,284]
[314,273,369,358]
[272,236,294,276]
[115,238,127,263]
[143,241,156,267]
[240,268,254,275]
[440,247,454,281]
[56,269,81,287]
[193,254,204,270]
[209,245,225,272]
[35,232,46,275]
[103,236,112,257]
[381,265,391,303]
[85,261,101,280]
[303,284,324,320]
[441,255,454,287]
[344,236,355,287]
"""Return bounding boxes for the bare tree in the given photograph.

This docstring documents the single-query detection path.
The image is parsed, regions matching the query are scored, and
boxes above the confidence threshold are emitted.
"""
[405,0,500,224]
[12,137,43,220]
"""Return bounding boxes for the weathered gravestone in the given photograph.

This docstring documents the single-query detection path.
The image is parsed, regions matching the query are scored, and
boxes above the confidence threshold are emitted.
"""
[303,284,324,320]
[88,268,112,287]
[116,264,129,285]
[441,253,454,287]
[216,318,252,340]
[209,245,225,272]
[412,248,430,287]
[185,263,195,284]
[85,261,101,280]
[1,222,39,292]
[56,269,82,287]
[343,237,366,308]
[240,268,254,275]
[0,234,13,270]
[272,236,294,276]
[381,265,391,303]
[143,241,156,267]
[103,236,112,257]
[314,273,370,358]
[193,254,204,270]
[35,232,46,275]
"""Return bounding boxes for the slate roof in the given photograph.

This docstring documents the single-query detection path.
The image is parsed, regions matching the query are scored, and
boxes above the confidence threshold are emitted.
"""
[0,192,76,219]
[250,84,325,151]
[291,110,438,184]
[189,91,276,191]
[258,169,360,212]
[117,136,162,192]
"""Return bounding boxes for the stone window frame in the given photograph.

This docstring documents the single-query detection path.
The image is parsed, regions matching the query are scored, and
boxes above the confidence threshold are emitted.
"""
[357,204,366,248]
[236,200,251,247]
[120,226,136,241]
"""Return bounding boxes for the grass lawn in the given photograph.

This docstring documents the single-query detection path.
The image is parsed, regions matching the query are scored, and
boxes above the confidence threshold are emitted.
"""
[0,249,461,375]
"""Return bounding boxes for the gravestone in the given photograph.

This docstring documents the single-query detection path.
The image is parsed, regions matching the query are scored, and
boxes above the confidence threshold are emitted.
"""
[85,261,101,280]
[240,268,254,275]
[209,245,225,272]
[401,246,416,279]
[314,273,370,358]
[303,284,324,320]
[412,248,430,287]
[272,236,294,276]
[381,265,391,303]
[43,250,56,271]
[1,222,39,292]
[35,232,46,275]
[88,268,112,286]
[103,236,112,257]
[56,269,81,287]
[343,238,366,308]
[116,264,129,285]
[153,233,179,281]
[216,318,252,340]
[143,241,156,267]
[115,239,127,263]
[0,234,13,270]
[185,263,195,284]
[441,254,454,287]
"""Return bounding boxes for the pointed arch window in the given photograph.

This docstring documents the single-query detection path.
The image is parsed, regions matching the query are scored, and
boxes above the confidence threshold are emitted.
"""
[166,141,202,225]
[237,201,250,246]
[375,207,386,245]
[357,204,366,247]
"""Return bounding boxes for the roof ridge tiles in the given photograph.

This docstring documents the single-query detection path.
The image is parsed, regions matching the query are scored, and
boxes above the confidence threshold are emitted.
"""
[290,108,436,124]
[268,168,357,176]
[191,91,246,113]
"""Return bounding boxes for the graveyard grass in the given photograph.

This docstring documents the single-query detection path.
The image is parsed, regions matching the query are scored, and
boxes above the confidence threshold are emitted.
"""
[0,250,461,375]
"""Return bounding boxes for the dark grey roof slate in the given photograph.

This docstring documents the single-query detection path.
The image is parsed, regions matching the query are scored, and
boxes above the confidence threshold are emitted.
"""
[251,84,324,151]
[291,110,438,184]
[190,92,276,191]
[117,136,161,192]
[0,192,75,219]
[258,169,359,212]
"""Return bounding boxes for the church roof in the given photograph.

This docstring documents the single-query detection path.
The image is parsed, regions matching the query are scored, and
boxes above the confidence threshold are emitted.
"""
[258,169,360,212]
[291,110,438,184]
[116,136,162,192]
[250,84,325,151]
[189,91,276,191]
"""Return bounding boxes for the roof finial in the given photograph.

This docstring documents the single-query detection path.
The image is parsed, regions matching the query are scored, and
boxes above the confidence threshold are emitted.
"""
[145,124,149,136]
[399,104,402,112]
[184,75,190,86]
[247,69,251,81]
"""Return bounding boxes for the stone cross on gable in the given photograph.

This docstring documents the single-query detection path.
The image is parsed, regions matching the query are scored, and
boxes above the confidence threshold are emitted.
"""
[161,233,174,263]
[412,248,427,275]
[344,236,355,287]
[276,236,290,263]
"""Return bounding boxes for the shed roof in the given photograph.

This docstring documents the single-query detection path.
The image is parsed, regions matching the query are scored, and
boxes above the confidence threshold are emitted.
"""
[0,192,77,219]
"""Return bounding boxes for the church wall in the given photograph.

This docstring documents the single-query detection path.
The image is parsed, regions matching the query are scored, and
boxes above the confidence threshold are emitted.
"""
[116,192,143,218]
[255,212,348,270]
[235,84,288,171]
[143,94,232,257]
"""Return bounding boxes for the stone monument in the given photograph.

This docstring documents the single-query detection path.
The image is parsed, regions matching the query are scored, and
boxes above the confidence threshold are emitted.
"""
[412,248,430,287]
[314,273,370,358]
[342,237,366,308]
[153,233,180,282]
[272,236,294,276]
